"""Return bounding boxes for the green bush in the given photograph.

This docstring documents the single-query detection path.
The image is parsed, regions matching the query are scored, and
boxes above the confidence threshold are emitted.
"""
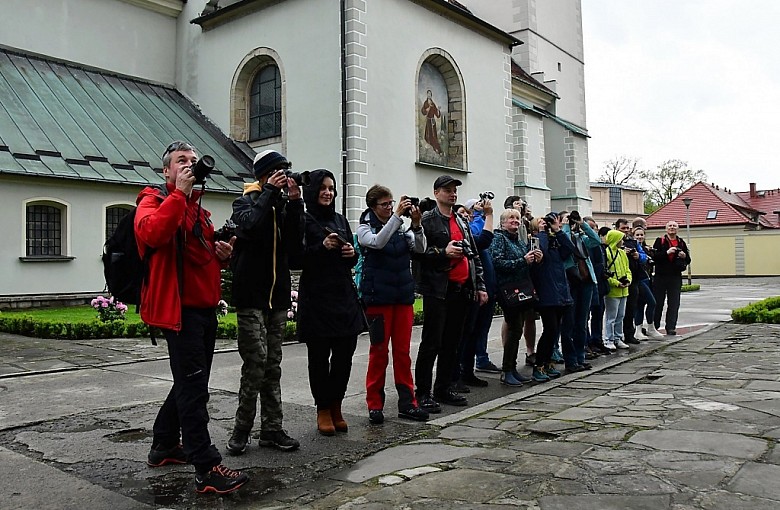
[731,296,780,324]
[681,284,700,292]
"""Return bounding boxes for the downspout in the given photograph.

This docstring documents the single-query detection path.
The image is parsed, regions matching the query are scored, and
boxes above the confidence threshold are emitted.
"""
[339,0,348,218]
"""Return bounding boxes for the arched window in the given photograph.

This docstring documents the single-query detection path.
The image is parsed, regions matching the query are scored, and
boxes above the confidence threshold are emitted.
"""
[416,49,467,170]
[105,205,134,240]
[249,65,281,141]
[26,202,65,256]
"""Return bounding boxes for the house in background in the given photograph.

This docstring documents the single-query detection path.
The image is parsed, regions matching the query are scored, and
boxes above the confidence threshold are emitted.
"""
[1,0,590,305]
[589,182,646,228]
[645,182,780,276]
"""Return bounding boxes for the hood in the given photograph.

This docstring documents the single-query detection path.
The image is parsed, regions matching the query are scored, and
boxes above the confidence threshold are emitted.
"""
[605,229,625,249]
[242,181,264,195]
[302,168,337,219]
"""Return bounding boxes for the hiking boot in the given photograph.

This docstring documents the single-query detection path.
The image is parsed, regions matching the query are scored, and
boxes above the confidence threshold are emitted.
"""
[195,464,248,494]
[532,367,550,383]
[147,443,187,467]
[475,361,501,374]
[462,373,489,387]
[259,429,300,451]
[551,348,564,364]
[500,371,523,387]
[511,369,532,383]
[398,406,429,422]
[417,394,442,414]
[226,429,250,456]
[368,409,385,424]
[545,365,561,378]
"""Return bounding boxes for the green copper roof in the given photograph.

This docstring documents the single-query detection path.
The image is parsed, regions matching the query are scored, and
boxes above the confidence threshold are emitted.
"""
[0,48,254,193]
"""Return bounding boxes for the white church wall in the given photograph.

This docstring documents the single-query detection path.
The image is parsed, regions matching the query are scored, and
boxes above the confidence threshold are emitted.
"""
[1,0,178,85]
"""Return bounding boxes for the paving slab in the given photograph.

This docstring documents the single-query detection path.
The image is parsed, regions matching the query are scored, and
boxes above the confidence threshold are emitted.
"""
[629,430,767,459]
[727,462,780,500]
[539,494,672,510]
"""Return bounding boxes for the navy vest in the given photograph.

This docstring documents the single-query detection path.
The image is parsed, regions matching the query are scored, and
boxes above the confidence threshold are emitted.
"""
[359,210,416,306]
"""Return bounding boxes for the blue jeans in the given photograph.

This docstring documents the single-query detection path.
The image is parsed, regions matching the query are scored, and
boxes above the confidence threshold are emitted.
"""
[634,278,656,325]
[605,296,627,343]
[589,288,605,345]
[560,279,595,367]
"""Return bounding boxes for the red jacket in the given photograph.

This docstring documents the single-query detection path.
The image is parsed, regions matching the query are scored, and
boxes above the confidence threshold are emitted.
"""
[134,184,223,331]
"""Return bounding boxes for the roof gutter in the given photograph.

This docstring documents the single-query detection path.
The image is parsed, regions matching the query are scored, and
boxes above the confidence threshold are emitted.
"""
[340,0,348,218]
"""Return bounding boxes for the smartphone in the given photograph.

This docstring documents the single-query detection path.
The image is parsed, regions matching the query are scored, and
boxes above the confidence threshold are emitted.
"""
[530,237,540,252]
[324,227,350,245]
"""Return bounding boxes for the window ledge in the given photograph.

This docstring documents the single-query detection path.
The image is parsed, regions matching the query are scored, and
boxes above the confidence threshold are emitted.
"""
[248,135,283,148]
[19,256,76,262]
[415,160,468,173]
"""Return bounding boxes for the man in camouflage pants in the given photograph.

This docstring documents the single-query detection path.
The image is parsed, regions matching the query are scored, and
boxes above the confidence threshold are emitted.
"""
[227,150,304,454]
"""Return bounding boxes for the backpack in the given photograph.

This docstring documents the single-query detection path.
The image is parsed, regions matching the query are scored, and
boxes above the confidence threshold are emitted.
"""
[102,185,168,305]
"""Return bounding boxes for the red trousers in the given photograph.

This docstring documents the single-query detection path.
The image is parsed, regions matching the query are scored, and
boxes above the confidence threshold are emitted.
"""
[365,304,417,411]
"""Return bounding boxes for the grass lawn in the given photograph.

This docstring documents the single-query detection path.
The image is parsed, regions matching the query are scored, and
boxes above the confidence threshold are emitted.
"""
[0,305,238,327]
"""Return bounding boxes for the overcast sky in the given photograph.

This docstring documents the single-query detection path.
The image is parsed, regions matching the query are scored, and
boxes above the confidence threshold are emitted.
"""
[582,1,780,192]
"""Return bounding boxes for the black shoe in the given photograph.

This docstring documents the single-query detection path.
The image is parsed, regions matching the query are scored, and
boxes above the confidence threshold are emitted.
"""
[259,429,300,451]
[417,394,442,414]
[453,379,471,393]
[398,407,429,422]
[625,337,640,345]
[666,330,677,336]
[368,409,385,424]
[226,429,250,456]
[565,364,587,374]
[581,362,592,370]
[462,373,489,387]
[585,347,600,360]
[434,389,468,407]
[147,443,187,467]
[195,464,248,494]
[596,344,613,355]
[474,361,501,374]
[525,353,537,367]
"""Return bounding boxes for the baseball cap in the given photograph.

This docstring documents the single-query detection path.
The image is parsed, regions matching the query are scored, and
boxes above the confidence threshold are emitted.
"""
[433,175,462,189]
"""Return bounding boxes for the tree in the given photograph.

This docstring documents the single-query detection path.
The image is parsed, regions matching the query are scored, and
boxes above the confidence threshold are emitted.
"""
[597,156,642,186]
[639,159,707,209]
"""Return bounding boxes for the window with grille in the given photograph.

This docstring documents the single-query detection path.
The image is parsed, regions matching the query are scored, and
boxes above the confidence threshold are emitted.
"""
[249,65,282,140]
[608,187,622,213]
[26,204,62,256]
[106,205,133,240]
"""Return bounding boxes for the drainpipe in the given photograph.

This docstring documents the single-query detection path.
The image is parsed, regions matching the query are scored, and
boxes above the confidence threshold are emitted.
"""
[339,0,348,218]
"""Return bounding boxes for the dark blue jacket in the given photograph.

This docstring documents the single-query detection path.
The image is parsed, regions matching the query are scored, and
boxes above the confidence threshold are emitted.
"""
[358,208,416,306]
[531,230,575,307]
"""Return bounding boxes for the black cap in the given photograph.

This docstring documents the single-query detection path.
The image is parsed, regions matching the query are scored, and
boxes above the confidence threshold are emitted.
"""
[433,175,462,189]
[253,150,290,179]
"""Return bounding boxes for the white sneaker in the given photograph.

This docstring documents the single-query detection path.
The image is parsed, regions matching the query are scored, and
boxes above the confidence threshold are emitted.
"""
[634,325,646,339]
[603,340,617,351]
[615,340,630,349]
[645,323,664,340]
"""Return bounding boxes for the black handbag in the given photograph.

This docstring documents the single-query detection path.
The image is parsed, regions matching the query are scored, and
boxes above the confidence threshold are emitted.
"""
[497,278,537,310]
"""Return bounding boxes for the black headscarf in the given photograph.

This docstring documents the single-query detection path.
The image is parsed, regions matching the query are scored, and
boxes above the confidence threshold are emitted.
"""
[302,169,337,220]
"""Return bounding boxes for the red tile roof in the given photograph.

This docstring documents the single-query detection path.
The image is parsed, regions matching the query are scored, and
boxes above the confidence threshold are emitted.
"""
[646,182,780,229]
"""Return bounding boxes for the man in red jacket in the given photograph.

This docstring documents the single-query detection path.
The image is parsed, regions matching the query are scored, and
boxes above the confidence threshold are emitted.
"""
[135,141,247,494]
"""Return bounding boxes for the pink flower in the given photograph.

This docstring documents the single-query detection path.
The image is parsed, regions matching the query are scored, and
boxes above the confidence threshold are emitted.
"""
[287,311,294,319]
[101,302,108,308]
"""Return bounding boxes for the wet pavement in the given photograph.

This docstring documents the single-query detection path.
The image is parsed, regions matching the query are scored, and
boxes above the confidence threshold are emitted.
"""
[1,278,779,509]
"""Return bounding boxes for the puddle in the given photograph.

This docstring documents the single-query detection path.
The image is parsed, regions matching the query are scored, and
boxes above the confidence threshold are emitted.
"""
[106,428,152,443]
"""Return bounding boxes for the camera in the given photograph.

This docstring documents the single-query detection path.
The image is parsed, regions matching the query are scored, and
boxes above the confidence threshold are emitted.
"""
[543,213,558,230]
[418,197,436,214]
[625,247,636,255]
[568,210,581,226]
[192,155,215,184]
[618,275,630,285]
[215,219,236,243]
[457,240,476,259]
[400,196,420,217]
[479,191,494,202]
[284,170,310,186]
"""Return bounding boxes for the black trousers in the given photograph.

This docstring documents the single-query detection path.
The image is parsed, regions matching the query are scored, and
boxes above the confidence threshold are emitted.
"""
[653,273,682,331]
[154,307,221,475]
[415,285,469,397]
[623,282,639,341]
[537,306,567,366]
[306,335,358,410]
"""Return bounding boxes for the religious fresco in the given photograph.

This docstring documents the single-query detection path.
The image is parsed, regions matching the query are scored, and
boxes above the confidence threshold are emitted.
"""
[417,63,452,167]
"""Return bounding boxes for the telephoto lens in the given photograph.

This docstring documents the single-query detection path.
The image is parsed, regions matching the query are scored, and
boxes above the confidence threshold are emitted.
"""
[192,155,215,184]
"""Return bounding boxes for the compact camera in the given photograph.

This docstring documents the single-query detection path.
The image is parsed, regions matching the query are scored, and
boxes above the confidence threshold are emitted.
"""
[401,196,420,217]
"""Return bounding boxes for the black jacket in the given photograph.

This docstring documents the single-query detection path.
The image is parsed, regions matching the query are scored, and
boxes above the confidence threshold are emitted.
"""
[230,182,304,310]
[414,206,486,299]
[296,169,364,341]
[652,235,691,276]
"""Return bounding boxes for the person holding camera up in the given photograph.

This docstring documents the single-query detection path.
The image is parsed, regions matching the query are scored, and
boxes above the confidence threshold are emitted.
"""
[357,185,429,425]
[615,219,647,345]
[298,169,364,435]
[414,175,488,411]
[226,150,304,456]
[137,141,247,494]
[603,229,633,350]
[651,220,690,336]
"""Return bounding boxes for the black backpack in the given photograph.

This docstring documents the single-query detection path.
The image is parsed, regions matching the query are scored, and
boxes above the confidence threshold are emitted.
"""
[102,186,167,305]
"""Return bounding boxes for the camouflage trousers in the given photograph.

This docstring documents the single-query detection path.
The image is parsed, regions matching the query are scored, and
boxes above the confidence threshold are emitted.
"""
[233,308,287,433]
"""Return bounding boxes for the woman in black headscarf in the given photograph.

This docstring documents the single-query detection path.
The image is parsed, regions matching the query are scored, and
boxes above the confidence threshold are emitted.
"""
[297,169,364,435]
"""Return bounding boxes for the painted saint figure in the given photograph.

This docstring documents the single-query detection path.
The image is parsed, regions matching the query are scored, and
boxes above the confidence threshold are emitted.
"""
[421,89,443,155]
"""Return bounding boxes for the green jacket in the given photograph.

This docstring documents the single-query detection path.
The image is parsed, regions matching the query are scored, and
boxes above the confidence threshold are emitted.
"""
[604,230,631,298]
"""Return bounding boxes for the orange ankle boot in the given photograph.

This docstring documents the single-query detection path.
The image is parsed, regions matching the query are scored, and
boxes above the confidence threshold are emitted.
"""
[317,409,335,436]
[330,401,348,432]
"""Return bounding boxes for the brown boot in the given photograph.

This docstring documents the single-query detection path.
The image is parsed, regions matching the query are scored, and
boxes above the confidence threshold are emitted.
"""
[317,409,335,436]
[330,401,348,432]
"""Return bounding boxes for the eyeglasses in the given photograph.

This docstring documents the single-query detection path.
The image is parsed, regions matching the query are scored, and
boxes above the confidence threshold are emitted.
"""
[377,200,396,209]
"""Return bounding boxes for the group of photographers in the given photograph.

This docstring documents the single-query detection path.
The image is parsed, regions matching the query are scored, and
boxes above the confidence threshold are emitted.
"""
[135,141,690,495]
